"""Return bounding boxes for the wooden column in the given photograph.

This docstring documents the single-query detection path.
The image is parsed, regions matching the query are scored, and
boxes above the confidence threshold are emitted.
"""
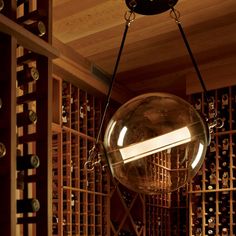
[0,34,17,236]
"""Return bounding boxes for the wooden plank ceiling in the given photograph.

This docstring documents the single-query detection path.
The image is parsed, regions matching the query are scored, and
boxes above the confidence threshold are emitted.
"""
[53,0,236,97]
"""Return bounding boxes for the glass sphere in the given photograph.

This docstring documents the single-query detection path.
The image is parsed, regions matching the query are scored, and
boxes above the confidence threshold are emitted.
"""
[104,93,209,194]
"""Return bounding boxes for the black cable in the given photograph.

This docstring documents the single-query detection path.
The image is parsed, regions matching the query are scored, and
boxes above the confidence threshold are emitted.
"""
[95,21,131,144]
[170,7,209,102]
[177,22,209,101]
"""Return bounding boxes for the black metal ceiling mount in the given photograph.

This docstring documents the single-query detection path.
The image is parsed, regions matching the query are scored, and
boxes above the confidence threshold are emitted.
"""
[125,0,179,15]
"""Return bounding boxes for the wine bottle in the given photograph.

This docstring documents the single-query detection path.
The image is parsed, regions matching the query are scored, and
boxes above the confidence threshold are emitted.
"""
[221,93,229,109]
[217,91,229,131]
[209,140,216,154]
[80,106,84,119]
[86,99,91,112]
[196,207,202,218]
[208,193,215,202]
[220,157,229,171]
[207,172,216,190]
[0,97,2,109]
[208,216,216,229]
[17,92,37,105]
[134,219,143,231]
[194,97,202,111]
[194,218,201,227]
[221,227,229,235]
[208,206,215,214]
[17,109,37,126]
[208,97,216,119]
[53,215,58,224]
[209,162,216,173]
[17,66,39,87]
[62,105,68,124]
[195,227,202,236]
[207,229,215,235]
[52,215,58,234]
[207,194,216,216]
[62,217,66,228]
[17,154,40,170]
[17,198,40,213]
[71,193,75,207]
[221,171,229,188]
[23,21,46,37]
[0,0,4,12]
[70,160,74,173]
[0,142,6,158]
[221,138,229,156]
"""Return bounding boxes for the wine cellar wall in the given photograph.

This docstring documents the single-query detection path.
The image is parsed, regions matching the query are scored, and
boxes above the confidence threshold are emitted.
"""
[0,0,57,235]
[189,86,236,236]
[51,77,110,236]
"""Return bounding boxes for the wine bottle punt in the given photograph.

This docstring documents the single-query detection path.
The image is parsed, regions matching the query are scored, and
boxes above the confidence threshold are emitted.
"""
[17,109,37,126]
[208,229,214,235]
[221,227,228,235]
[17,198,40,213]
[17,154,40,170]
[24,21,46,37]
[0,142,6,158]
[17,67,39,86]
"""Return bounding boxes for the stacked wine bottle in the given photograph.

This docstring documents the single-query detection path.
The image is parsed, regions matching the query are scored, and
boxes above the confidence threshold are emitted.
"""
[189,86,236,235]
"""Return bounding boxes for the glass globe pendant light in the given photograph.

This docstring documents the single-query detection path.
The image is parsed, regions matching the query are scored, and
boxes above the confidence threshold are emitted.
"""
[103,92,209,194]
[85,0,223,194]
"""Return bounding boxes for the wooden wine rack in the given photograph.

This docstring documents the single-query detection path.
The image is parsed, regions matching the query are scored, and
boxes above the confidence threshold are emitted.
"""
[109,181,145,236]
[170,187,188,236]
[145,193,172,236]
[189,86,236,236]
[0,0,58,235]
[51,76,110,236]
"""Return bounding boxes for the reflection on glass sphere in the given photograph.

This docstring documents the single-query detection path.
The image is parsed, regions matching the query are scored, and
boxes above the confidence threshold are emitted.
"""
[104,93,208,194]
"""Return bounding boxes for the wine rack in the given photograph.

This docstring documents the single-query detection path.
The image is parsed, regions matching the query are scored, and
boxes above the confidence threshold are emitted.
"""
[169,187,188,236]
[51,76,109,236]
[0,0,57,235]
[189,86,236,236]
[109,181,145,236]
[145,193,172,236]
[110,181,176,236]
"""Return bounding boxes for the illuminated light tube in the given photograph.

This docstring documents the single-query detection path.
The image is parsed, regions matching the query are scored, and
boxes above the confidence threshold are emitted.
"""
[119,126,191,164]
[117,126,128,147]
[191,142,204,169]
